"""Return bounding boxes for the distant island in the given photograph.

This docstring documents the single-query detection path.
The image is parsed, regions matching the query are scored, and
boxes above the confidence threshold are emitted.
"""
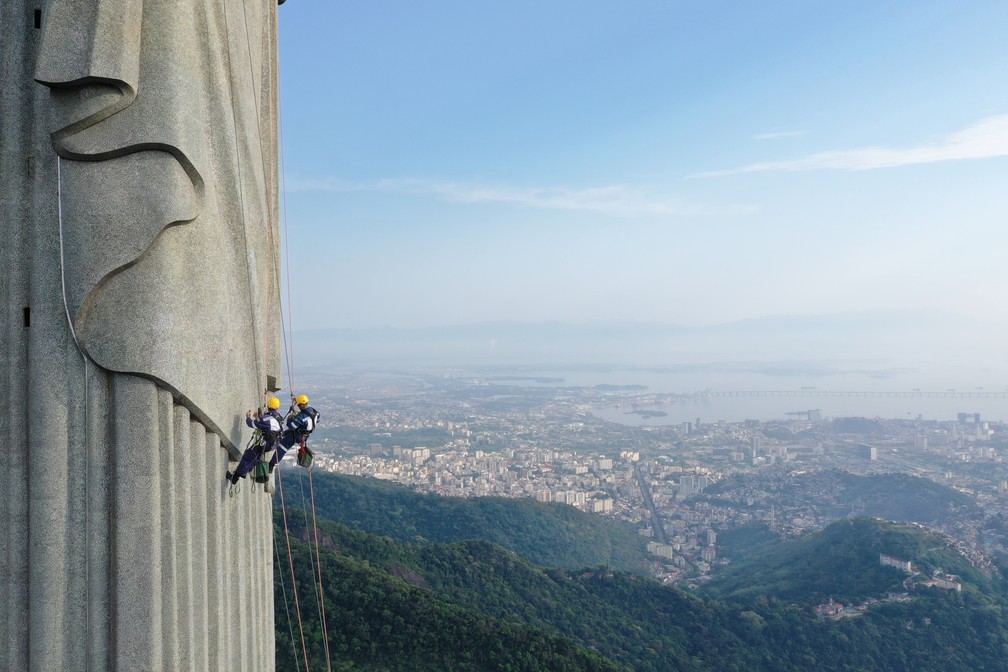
[628,409,668,418]
[594,384,648,392]
[486,375,565,384]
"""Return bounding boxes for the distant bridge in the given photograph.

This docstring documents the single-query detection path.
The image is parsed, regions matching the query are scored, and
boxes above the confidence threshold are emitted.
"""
[706,390,1008,399]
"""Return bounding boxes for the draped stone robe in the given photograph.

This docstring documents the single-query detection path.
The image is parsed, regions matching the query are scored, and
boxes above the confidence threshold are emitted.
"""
[1,1,282,670]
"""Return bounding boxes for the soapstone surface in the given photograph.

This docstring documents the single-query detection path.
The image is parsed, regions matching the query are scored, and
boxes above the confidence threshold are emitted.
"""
[1,1,283,669]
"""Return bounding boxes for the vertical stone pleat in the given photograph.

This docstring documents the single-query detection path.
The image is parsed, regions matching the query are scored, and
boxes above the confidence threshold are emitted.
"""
[27,88,69,672]
[65,351,89,671]
[237,479,250,668]
[112,374,163,672]
[160,390,179,672]
[175,405,195,672]
[206,436,225,672]
[254,486,270,669]
[87,367,112,671]
[261,490,275,667]
[224,454,236,672]
[1,5,33,669]
[251,497,261,668]
[191,421,210,672]
[253,491,265,668]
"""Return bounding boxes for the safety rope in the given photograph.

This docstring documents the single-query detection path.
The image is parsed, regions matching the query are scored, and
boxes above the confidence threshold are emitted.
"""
[221,0,268,410]
[273,516,301,671]
[296,469,324,625]
[276,66,334,672]
[279,82,296,394]
[226,4,314,672]
[276,462,311,672]
[270,4,336,671]
[56,155,92,672]
[239,0,272,208]
[238,0,282,405]
[308,468,333,670]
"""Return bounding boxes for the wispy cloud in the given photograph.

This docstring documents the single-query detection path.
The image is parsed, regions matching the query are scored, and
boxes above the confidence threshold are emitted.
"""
[697,114,1008,177]
[286,176,754,217]
[752,130,807,141]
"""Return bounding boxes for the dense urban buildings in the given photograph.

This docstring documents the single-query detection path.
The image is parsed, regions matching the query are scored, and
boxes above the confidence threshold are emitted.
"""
[294,369,1008,584]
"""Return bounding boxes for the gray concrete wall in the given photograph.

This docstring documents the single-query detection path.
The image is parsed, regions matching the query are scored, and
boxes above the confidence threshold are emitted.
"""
[2,1,281,670]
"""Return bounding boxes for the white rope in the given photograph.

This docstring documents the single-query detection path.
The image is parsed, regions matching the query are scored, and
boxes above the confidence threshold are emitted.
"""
[226,3,312,669]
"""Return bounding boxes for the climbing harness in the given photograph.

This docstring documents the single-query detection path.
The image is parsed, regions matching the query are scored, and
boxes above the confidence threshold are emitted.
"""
[229,428,264,497]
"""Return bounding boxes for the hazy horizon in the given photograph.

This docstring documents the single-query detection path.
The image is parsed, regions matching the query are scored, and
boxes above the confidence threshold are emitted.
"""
[288,312,1008,392]
[277,3,1008,390]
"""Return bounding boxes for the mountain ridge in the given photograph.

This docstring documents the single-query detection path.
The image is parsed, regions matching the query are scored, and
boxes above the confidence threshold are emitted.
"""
[274,504,1008,671]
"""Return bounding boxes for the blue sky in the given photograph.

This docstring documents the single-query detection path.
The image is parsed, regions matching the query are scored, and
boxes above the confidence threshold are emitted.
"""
[277,1,1008,333]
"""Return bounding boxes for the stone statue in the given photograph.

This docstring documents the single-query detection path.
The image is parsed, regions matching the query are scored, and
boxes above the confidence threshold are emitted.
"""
[36,0,282,447]
[1,1,283,670]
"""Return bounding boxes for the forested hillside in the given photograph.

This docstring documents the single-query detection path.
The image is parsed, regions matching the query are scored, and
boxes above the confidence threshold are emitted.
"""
[832,472,977,523]
[277,471,648,571]
[705,470,977,527]
[707,518,1003,604]
[275,500,1008,671]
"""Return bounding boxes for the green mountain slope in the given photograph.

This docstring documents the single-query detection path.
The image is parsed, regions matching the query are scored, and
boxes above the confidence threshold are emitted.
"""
[275,510,1008,672]
[711,519,916,604]
[832,472,977,523]
[709,517,1007,607]
[706,470,977,526]
[274,529,621,671]
[276,471,648,571]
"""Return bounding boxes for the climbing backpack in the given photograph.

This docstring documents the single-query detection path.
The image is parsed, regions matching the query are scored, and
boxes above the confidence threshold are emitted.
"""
[253,459,270,483]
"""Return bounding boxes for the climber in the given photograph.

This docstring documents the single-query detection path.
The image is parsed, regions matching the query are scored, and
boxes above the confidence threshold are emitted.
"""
[227,396,284,484]
[271,393,320,468]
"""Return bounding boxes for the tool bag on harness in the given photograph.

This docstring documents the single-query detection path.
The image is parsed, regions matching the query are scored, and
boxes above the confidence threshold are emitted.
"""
[289,406,318,468]
[253,458,270,483]
[297,441,314,468]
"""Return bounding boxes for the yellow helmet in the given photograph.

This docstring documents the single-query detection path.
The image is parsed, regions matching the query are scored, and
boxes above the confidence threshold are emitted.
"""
[295,394,309,406]
[267,397,281,410]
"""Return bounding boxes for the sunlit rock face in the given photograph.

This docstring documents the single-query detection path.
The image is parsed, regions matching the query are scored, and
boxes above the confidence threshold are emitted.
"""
[2,1,281,669]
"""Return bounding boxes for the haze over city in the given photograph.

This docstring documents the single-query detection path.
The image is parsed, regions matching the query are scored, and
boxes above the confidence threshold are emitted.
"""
[12,3,1008,670]
[277,3,1008,380]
